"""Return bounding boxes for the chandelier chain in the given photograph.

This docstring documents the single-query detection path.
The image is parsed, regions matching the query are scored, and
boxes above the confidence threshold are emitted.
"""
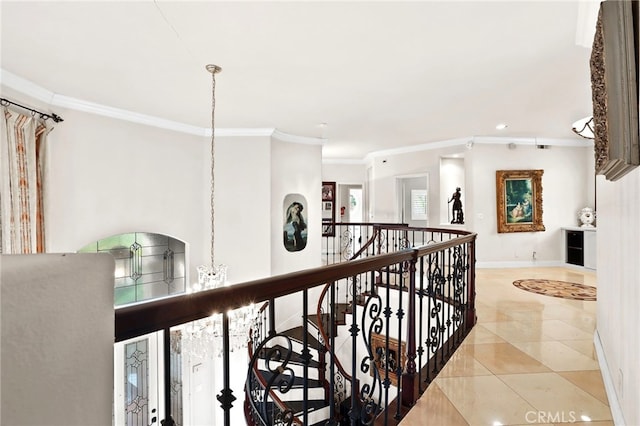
[208,65,221,267]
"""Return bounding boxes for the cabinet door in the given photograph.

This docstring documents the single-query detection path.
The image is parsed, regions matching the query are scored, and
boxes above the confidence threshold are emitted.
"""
[583,231,597,269]
[566,231,584,266]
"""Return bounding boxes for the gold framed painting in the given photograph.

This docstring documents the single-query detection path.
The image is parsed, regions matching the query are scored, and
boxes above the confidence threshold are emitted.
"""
[370,333,405,386]
[496,170,545,233]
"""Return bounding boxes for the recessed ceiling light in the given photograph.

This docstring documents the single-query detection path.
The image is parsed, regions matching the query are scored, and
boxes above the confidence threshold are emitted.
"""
[496,123,508,130]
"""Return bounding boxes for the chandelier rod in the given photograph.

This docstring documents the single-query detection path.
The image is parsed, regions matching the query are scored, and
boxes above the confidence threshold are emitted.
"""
[206,64,222,268]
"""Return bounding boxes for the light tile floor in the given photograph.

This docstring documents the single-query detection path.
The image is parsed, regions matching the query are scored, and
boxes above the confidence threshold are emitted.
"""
[400,267,612,426]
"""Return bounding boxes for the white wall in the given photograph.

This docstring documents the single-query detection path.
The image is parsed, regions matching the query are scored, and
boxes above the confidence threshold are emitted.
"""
[1,253,114,426]
[322,162,366,185]
[322,162,366,223]
[269,137,323,336]
[596,171,640,426]
[468,143,592,264]
[37,105,274,285]
[368,145,467,225]
[270,137,322,275]
[216,135,272,283]
[45,108,210,276]
[367,142,592,264]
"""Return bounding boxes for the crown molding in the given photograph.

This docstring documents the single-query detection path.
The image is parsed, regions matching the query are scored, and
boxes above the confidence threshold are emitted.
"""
[52,93,208,136]
[271,129,326,145]
[1,69,55,104]
[472,136,593,147]
[2,68,593,157]
[339,135,591,165]
[2,68,274,138]
[322,158,367,165]
[364,137,472,161]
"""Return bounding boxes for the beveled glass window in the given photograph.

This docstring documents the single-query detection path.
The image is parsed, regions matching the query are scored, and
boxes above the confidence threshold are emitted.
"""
[79,232,186,306]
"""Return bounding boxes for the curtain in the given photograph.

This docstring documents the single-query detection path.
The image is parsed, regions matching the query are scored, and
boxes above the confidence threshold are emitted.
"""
[0,108,51,253]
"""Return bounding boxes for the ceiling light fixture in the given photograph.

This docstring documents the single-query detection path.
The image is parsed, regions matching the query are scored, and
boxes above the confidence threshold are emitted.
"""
[496,123,508,130]
[572,116,595,139]
[191,64,227,292]
[184,65,255,359]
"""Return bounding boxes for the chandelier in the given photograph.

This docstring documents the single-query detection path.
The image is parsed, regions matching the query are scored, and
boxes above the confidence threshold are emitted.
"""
[189,64,227,293]
[183,64,255,356]
[182,305,256,358]
[572,116,595,139]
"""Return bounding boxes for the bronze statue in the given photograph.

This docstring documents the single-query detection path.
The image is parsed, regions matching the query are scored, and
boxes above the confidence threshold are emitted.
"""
[448,187,464,224]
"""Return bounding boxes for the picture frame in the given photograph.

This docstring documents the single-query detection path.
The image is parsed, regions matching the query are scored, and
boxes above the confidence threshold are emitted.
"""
[589,0,639,181]
[496,170,545,233]
[322,181,336,237]
[370,333,405,386]
[283,194,308,252]
[322,181,335,202]
[322,222,334,237]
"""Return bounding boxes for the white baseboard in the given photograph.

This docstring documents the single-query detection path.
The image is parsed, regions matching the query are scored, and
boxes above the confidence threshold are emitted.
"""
[475,260,563,269]
[594,330,625,425]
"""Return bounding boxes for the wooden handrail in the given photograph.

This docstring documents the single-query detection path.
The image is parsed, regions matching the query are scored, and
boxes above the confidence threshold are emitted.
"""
[414,233,477,256]
[116,250,415,342]
[116,232,477,342]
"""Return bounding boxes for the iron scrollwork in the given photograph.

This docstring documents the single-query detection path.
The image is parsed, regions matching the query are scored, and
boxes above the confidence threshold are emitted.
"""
[425,254,446,363]
[359,292,383,425]
[246,334,297,426]
[340,227,354,260]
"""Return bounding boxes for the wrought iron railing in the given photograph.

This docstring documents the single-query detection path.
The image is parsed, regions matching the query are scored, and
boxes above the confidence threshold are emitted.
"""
[115,224,476,426]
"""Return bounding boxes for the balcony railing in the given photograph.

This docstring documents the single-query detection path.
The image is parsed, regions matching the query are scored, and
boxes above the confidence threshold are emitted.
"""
[115,223,476,426]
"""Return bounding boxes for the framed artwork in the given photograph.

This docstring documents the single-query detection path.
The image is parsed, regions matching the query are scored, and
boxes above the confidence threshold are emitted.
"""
[283,194,308,252]
[496,170,545,233]
[370,333,405,386]
[589,0,639,181]
[322,222,334,237]
[322,182,335,201]
[322,181,336,236]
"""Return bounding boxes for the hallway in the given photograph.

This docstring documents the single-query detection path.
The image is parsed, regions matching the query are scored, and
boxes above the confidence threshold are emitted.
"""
[400,267,612,426]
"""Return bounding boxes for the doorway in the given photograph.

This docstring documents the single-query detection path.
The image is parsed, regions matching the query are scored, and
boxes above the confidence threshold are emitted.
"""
[396,175,429,227]
[79,232,186,426]
[114,333,162,426]
[337,184,364,254]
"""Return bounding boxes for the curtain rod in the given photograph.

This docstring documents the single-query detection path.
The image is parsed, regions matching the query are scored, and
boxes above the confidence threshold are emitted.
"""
[0,97,64,123]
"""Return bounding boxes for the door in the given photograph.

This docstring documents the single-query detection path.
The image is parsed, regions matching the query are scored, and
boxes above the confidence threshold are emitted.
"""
[114,332,163,426]
[397,175,429,227]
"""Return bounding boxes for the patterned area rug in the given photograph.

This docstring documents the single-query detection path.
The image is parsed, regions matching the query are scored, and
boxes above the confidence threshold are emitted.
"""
[513,279,597,301]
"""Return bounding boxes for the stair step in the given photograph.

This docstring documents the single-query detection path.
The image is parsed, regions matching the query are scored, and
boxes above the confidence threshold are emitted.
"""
[283,326,322,348]
[375,281,408,291]
[259,369,324,389]
[258,344,320,368]
[267,398,328,415]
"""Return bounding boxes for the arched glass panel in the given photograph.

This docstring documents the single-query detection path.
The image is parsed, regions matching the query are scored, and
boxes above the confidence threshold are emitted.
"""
[79,232,186,306]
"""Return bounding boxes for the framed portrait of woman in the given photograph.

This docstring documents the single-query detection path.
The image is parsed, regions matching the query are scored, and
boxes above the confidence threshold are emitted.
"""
[283,194,308,252]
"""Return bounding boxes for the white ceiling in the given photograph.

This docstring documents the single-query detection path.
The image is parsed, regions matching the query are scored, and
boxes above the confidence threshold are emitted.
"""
[1,1,598,160]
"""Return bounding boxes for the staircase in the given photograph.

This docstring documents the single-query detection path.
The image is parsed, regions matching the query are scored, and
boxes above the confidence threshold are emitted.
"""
[246,303,353,425]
